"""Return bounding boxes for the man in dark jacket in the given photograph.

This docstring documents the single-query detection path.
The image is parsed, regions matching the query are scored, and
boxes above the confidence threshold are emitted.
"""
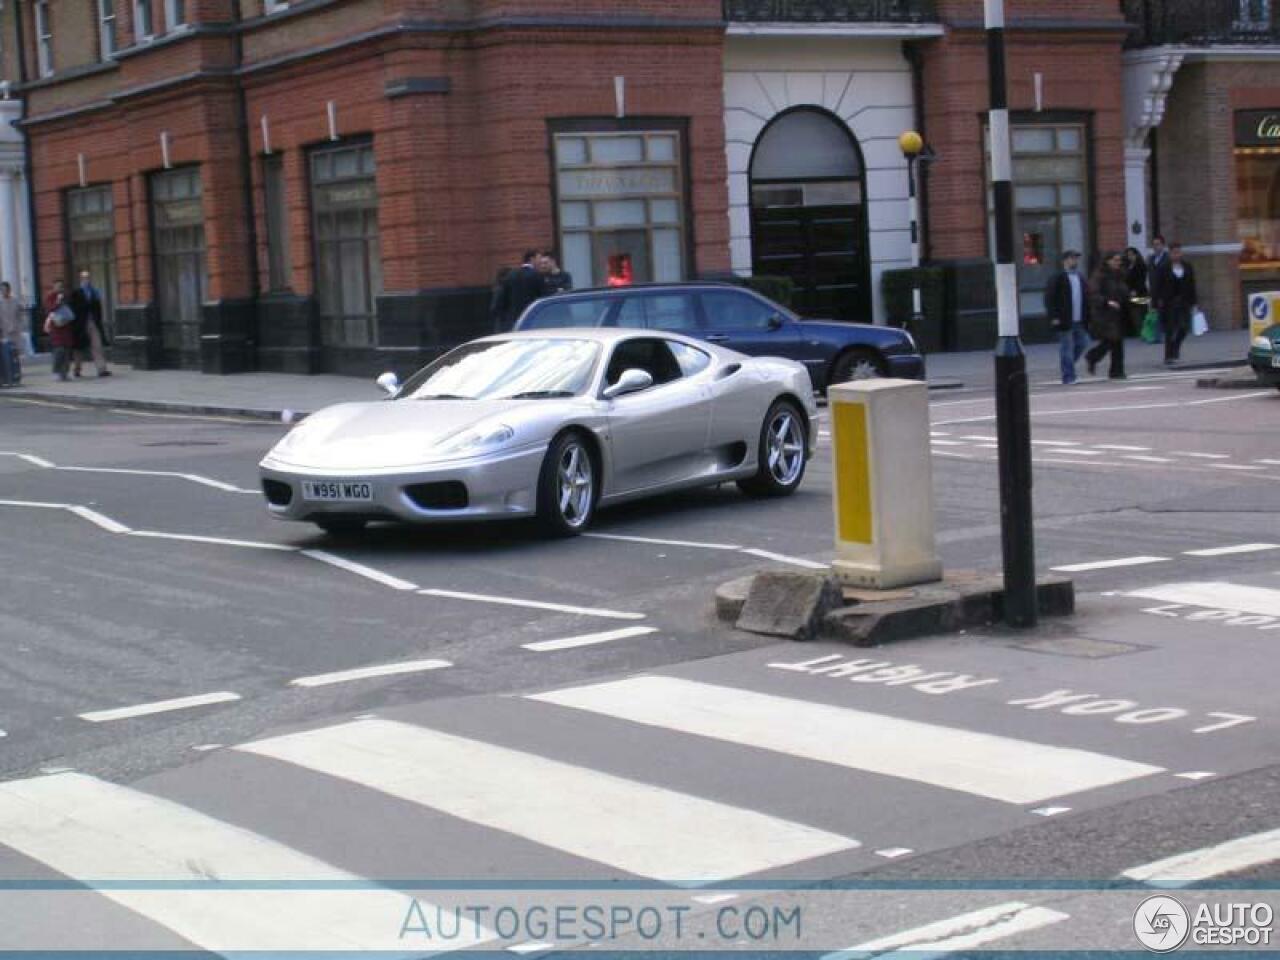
[1044,249,1090,385]
[68,270,111,378]
[491,250,547,330]
[1151,242,1198,365]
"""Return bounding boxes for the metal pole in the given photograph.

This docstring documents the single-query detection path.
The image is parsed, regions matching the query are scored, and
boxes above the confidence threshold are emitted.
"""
[986,0,1037,627]
[908,154,923,327]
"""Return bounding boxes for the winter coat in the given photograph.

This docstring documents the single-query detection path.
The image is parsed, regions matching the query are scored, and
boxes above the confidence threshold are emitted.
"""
[1088,268,1129,343]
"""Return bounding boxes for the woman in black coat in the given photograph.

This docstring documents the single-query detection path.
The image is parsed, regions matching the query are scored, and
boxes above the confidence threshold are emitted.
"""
[1123,246,1149,337]
[1084,250,1129,379]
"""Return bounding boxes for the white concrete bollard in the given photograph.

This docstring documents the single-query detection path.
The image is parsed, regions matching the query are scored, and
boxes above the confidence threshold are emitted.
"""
[829,378,942,590]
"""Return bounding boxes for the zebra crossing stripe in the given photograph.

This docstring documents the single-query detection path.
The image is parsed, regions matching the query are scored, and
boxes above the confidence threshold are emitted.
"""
[237,718,857,885]
[1122,827,1280,887]
[0,772,487,952]
[827,901,1069,957]
[530,676,1163,804]
[1128,582,1280,618]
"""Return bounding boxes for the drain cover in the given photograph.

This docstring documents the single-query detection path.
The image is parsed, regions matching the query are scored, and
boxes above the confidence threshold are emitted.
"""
[1012,635,1147,659]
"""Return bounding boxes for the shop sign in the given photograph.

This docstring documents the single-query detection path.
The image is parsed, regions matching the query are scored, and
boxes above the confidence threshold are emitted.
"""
[559,167,675,199]
[155,199,204,227]
[71,214,113,239]
[316,181,377,208]
[1235,110,1280,147]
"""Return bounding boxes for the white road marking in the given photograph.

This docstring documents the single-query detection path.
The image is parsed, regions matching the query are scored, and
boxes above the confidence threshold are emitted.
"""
[1052,556,1169,573]
[12,453,54,468]
[975,442,998,449]
[1128,581,1280,618]
[1256,459,1280,466]
[1042,448,1103,456]
[1175,771,1215,781]
[130,531,297,551]
[960,435,997,441]
[1095,444,1151,452]
[930,439,967,446]
[1125,455,1173,463]
[238,718,857,885]
[1173,451,1229,459]
[0,498,70,509]
[1030,439,1081,447]
[522,626,658,652]
[1032,806,1072,817]
[192,744,222,752]
[67,506,132,534]
[290,659,452,688]
[875,848,914,859]
[1211,463,1264,471]
[530,676,1163,805]
[301,550,418,591]
[0,772,471,951]
[1122,827,1280,887]
[54,465,256,493]
[929,431,951,437]
[420,588,646,621]
[0,397,79,409]
[109,408,262,424]
[740,548,830,570]
[829,902,1070,957]
[584,532,741,551]
[933,391,1273,426]
[79,691,241,724]
[1183,543,1279,557]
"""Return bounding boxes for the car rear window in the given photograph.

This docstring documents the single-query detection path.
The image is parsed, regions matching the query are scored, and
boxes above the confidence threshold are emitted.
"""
[520,297,613,330]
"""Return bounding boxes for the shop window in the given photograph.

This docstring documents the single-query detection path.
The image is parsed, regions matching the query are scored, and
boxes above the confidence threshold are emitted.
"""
[34,0,52,77]
[98,0,117,57]
[66,185,117,338]
[263,154,291,291]
[310,141,381,347]
[987,122,1090,318]
[1237,0,1271,30]
[1235,148,1280,267]
[552,129,686,289]
[150,168,207,368]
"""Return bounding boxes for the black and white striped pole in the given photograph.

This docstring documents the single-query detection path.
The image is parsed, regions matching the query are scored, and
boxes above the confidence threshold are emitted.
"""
[899,130,924,331]
[986,0,1037,627]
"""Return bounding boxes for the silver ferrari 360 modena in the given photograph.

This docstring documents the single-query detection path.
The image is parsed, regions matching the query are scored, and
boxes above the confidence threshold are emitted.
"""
[259,328,818,537]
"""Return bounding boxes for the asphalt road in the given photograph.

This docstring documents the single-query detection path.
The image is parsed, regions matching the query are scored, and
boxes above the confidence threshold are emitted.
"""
[1,370,1278,954]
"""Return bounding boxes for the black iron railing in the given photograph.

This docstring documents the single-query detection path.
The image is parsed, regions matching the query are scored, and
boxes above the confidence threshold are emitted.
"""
[1124,0,1280,46]
[724,0,937,23]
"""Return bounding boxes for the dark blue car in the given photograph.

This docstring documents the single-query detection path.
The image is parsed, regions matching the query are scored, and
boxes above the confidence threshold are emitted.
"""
[514,282,925,391]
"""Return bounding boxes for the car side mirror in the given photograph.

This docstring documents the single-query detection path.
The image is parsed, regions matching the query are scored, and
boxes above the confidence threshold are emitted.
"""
[375,372,400,396]
[767,313,785,330]
[602,368,654,400]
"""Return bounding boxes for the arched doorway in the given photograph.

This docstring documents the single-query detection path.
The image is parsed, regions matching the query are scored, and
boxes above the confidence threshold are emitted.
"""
[749,107,870,323]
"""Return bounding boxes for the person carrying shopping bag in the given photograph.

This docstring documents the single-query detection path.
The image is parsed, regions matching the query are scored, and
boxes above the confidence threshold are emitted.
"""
[1151,242,1198,366]
[1084,251,1129,380]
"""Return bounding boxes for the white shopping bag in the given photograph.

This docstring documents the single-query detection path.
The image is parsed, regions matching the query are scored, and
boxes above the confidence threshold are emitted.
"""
[1191,308,1209,336]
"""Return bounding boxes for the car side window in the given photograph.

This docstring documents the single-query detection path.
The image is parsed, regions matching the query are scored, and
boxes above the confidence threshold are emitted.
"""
[639,294,698,332]
[701,291,777,332]
[520,297,613,330]
[614,298,646,329]
[668,341,711,377]
[605,338,685,388]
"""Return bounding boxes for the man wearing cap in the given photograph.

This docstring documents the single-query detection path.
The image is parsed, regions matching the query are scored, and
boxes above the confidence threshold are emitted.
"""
[1044,249,1090,385]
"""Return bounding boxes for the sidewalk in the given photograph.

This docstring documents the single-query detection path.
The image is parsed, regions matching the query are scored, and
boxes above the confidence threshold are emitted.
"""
[3,329,1249,421]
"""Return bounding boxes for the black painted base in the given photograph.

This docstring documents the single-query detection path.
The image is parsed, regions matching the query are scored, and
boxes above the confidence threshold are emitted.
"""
[113,303,163,369]
[201,299,257,375]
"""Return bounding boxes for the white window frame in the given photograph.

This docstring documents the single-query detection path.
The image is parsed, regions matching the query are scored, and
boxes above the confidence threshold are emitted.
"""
[134,0,154,42]
[34,0,53,78]
[165,0,190,31]
[98,0,117,59]
[263,0,289,13]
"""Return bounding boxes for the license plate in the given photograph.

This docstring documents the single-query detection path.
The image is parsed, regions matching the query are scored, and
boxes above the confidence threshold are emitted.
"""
[301,480,374,502]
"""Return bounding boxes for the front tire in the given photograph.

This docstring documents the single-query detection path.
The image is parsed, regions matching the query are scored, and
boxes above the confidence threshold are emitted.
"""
[738,399,808,498]
[536,431,598,536]
[829,348,887,387]
[313,516,368,537]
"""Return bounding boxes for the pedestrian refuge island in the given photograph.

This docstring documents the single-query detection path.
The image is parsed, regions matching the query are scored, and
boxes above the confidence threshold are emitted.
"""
[829,378,943,589]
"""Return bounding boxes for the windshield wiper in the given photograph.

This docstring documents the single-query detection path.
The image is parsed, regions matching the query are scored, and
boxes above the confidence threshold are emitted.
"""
[509,390,575,399]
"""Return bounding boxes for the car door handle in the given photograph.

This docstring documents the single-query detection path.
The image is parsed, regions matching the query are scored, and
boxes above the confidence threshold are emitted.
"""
[705,334,729,343]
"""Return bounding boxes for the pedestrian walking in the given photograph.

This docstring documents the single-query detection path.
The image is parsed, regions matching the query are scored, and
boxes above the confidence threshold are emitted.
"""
[1147,234,1169,344]
[491,250,547,330]
[1084,250,1129,380]
[69,269,111,377]
[1151,241,1198,366]
[540,250,573,296]
[42,284,75,382]
[1123,246,1149,337]
[1044,250,1091,385]
[0,282,21,387]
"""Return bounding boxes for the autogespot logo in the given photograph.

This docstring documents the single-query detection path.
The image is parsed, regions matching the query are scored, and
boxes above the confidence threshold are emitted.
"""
[1134,895,1191,952]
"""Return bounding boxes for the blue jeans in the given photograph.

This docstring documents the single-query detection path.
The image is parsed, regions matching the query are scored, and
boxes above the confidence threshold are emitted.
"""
[1059,324,1089,382]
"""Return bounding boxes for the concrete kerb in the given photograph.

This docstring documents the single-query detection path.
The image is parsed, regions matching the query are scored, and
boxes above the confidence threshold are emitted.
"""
[1195,375,1271,390]
[717,570,1075,646]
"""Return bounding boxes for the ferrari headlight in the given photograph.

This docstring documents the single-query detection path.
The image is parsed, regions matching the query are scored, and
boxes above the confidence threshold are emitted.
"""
[1253,336,1273,351]
[437,423,515,456]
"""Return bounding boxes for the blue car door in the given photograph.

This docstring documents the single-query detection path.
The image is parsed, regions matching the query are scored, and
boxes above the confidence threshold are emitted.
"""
[696,290,804,363]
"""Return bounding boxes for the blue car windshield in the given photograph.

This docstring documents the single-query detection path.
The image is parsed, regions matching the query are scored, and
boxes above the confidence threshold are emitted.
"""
[397,338,601,401]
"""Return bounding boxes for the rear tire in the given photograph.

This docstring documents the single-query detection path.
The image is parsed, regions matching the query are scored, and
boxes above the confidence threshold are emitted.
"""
[737,399,808,498]
[536,431,598,537]
[829,348,887,387]
[313,516,367,537]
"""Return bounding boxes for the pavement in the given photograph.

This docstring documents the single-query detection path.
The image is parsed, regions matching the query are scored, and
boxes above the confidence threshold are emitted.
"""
[2,328,1249,419]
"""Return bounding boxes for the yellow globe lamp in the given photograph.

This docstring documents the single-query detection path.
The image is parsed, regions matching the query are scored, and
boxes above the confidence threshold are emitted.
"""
[899,130,924,158]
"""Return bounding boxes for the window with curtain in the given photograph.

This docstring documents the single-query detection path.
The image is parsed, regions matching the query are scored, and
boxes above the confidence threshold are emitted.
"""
[98,0,117,57]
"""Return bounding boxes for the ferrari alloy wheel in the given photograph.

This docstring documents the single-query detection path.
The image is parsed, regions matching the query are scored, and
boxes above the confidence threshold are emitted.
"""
[738,399,808,497]
[537,431,597,536]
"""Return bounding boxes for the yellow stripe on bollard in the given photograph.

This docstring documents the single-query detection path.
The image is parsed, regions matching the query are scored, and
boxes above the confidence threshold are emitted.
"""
[832,401,873,545]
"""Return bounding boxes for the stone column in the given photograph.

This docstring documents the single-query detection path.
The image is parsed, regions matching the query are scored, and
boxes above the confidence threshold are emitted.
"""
[0,168,18,292]
[1124,145,1151,253]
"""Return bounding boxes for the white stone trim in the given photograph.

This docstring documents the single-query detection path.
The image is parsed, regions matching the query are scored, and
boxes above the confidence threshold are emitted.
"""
[726,22,945,39]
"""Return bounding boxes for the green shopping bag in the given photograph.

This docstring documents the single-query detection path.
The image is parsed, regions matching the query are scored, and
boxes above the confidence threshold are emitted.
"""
[1140,309,1160,344]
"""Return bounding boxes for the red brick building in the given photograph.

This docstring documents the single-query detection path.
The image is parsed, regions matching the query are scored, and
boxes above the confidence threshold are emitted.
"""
[7,0,1137,374]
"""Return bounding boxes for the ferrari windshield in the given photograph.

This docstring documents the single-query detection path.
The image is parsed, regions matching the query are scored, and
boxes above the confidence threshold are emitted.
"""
[398,338,601,401]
